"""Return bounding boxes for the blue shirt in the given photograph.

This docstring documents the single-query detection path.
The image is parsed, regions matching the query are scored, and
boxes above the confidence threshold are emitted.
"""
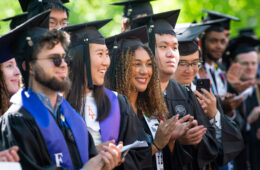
[31,89,63,118]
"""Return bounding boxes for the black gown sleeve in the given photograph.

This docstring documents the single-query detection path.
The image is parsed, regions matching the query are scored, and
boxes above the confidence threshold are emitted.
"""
[88,132,98,159]
[213,98,244,166]
[115,94,152,170]
[0,104,60,170]
[186,87,219,169]
[138,112,193,170]
[165,80,219,169]
[0,104,96,170]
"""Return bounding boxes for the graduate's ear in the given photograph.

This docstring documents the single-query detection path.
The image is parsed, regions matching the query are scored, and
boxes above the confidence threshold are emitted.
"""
[22,61,27,72]
[28,61,34,75]
[122,18,130,32]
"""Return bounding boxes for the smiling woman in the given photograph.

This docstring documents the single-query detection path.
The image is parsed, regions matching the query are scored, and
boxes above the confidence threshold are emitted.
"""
[64,21,151,170]
[0,58,21,115]
[105,27,167,118]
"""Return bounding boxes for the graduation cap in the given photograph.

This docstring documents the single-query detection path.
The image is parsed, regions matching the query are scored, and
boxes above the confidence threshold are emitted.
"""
[194,18,230,35]
[223,35,260,69]
[0,10,50,89]
[111,0,154,19]
[62,19,111,89]
[197,18,228,27]
[176,25,210,56]
[202,9,240,30]
[239,28,256,37]
[19,0,69,19]
[106,26,148,50]
[1,12,28,30]
[105,26,148,90]
[132,9,180,54]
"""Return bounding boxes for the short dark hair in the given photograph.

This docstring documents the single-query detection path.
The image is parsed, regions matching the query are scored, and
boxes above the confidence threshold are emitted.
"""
[155,30,176,36]
[205,26,224,34]
[201,26,225,61]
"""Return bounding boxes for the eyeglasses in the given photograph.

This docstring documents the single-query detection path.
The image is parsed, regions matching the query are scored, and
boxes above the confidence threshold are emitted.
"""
[49,20,69,28]
[178,61,202,70]
[34,54,72,67]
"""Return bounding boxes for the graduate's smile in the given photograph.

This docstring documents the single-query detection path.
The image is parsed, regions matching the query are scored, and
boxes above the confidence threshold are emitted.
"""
[135,77,149,84]
[90,44,110,86]
[10,78,19,84]
[98,68,107,75]
[131,47,153,92]
[1,58,21,96]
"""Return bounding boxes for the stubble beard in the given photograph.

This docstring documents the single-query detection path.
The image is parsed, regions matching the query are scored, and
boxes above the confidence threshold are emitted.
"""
[34,64,71,92]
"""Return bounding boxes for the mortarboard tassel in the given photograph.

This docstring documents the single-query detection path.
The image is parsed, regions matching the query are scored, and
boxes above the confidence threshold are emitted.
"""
[148,18,155,55]
[83,34,93,90]
[109,39,119,90]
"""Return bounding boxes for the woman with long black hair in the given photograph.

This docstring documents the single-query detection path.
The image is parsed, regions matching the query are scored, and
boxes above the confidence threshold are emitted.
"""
[64,20,150,170]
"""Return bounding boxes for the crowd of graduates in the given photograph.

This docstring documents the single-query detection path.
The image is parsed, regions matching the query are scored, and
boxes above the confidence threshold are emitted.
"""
[0,0,260,170]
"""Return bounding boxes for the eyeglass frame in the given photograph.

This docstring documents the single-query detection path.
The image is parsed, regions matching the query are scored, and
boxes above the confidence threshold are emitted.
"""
[32,54,72,67]
[49,18,70,28]
[177,60,203,70]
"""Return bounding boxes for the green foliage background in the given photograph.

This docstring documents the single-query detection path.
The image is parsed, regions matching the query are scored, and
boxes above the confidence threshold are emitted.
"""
[0,0,259,38]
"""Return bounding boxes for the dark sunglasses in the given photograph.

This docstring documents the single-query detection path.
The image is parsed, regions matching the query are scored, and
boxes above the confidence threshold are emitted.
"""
[34,54,72,67]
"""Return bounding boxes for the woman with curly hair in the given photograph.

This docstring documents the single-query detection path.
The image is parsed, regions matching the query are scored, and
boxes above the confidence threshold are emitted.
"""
[64,21,151,170]
[106,26,191,170]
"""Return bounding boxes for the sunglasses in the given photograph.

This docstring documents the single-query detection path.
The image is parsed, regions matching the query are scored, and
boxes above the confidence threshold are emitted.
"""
[34,54,72,67]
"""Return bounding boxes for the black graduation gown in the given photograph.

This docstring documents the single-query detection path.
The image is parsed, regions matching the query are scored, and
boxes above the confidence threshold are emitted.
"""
[211,98,244,168]
[243,85,260,170]
[0,104,97,170]
[227,83,248,170]
[164,79,218,170]
[113,94,152,170]
[137,111,192,170]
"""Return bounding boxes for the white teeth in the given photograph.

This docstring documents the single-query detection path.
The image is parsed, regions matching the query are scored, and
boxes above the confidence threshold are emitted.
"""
[99,70,105,73]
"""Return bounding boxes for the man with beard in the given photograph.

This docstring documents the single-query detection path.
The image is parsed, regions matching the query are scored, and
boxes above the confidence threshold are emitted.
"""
[0,11,122,170]
[199,23,227,96]
[202,10,240,44]
[197,21,245,125]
